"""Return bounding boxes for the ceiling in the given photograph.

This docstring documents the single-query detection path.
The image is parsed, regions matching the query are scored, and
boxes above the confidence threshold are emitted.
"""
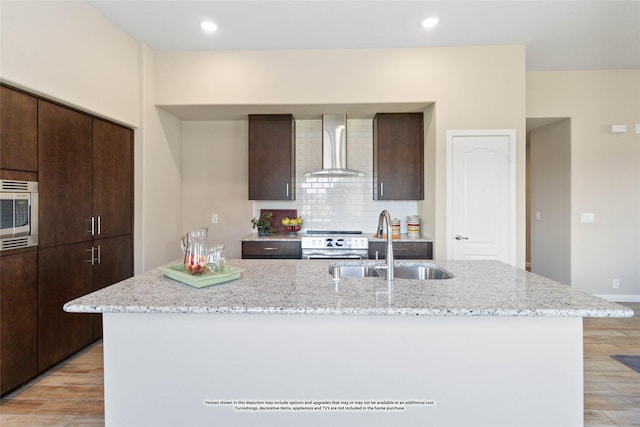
[88,0,640,72]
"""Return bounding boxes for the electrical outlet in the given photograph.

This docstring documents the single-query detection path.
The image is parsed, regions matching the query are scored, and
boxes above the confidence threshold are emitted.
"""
[612,278,620,289]
[211,214,219,224]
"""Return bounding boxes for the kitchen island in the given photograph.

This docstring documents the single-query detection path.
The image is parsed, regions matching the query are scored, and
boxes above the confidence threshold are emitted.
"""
[65,259,632,427]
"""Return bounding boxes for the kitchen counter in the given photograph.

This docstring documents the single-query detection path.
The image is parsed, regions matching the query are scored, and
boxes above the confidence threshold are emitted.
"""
[65,259,631,318]
[64,259,632,427]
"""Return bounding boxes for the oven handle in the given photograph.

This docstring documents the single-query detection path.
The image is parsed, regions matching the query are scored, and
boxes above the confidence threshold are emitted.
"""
[302,254,368,260]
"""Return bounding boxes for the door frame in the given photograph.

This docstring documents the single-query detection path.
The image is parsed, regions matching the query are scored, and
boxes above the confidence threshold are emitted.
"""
[446,129,517,265]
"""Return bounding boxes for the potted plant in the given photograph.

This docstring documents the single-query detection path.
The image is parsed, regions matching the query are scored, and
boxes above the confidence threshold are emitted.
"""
[251,212,275,236]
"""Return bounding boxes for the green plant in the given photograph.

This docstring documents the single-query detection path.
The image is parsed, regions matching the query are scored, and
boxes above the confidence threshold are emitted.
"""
[251,212,275,235]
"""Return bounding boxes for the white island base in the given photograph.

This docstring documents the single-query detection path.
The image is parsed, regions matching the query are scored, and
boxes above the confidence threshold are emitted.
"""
[103,312,583,427]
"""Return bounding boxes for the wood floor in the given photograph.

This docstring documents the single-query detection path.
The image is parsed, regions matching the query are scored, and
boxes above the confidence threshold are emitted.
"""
[584,302,640,427]
[1,302,639,427]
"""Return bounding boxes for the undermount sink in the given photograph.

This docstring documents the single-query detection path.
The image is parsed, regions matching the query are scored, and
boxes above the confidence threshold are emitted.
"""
[329,263,453,280]
[329,266,383,278]
[393,265,453,280]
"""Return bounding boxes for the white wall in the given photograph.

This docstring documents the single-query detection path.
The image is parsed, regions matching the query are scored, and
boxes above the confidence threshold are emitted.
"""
[154,45,527,266]
[181,121,252,260]
[527,70,640,299]
[0,0,139,127]
[139,47,184,271]
[528,120,571,284]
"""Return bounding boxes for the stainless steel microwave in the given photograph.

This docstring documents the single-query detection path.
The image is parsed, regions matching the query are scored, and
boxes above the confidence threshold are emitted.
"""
[0,179,38,251]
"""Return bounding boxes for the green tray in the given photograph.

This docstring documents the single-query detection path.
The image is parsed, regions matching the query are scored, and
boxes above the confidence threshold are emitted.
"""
[160,263,244,288]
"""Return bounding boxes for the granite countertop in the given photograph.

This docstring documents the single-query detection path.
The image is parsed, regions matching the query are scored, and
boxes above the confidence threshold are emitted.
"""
[64,259,633,318]
[241,233,433,242]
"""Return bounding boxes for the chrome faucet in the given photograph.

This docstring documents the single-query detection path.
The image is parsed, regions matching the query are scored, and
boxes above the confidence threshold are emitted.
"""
[376,210,394,281]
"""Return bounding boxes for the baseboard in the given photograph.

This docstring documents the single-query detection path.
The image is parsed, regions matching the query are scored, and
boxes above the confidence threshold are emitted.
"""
[595,294,640,303]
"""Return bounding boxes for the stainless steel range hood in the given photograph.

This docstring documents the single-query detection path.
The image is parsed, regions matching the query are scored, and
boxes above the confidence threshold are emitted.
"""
[304,114,365,177]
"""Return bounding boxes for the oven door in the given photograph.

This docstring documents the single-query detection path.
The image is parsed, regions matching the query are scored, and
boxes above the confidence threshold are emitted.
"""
[0,192,31,238]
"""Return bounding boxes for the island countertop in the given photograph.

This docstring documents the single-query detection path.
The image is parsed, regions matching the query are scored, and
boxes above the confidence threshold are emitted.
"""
[64,259,633,318]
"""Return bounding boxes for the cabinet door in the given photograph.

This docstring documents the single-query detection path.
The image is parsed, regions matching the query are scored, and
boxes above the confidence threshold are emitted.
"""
[38,101,93,247]
[0,250,38,395]
[369,241,433,260]
[248,114,295,200]
[91,234,133,339]
[0,86,38,172]
[242,241,301,259]
[38,243,93,371]
[373,113,424,200]
[93,119,133,239]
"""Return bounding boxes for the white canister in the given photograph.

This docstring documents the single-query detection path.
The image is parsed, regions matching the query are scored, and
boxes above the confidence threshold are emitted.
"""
[391,218,401,238]
[407,215,421,238]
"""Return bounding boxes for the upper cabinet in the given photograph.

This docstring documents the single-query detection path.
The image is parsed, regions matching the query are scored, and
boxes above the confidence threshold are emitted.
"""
[373,113,424,200]
[93,119,133,239]
[0,86,38,172]
[248,114,295,200]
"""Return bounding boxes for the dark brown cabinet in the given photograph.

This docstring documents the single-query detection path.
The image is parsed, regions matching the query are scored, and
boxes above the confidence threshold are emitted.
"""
[242,240,301,259]
[90,234,133,339]
[0,86,38,172]
[37,100,93,248]
[0,250,38,395]
[248,114,295,200]
[373,113,424,200]
[37,243,93,372]
[93,119,133,239]
[0,88,134,396]
[369,241,433,260]
[35,98,134,377]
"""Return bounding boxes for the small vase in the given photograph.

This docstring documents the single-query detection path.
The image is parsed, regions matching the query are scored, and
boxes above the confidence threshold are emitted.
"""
[258,227,270,236]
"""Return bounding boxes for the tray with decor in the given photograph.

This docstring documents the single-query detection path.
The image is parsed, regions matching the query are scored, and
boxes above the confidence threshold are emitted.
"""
[160,263,244,288]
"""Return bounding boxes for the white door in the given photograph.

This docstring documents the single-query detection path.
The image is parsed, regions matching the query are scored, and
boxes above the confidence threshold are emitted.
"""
[447,130,516,265]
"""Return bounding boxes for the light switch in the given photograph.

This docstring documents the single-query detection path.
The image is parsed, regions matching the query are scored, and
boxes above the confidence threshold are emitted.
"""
[636,124,640,134]
[580,212,595,223]
[535,211,541,221]
[610,124,627,133]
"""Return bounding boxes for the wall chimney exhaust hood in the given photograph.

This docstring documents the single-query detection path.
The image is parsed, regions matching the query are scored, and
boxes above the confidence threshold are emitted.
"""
[304,114,365,177]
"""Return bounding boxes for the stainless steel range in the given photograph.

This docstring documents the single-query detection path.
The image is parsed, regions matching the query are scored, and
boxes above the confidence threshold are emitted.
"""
[301,231,369,259]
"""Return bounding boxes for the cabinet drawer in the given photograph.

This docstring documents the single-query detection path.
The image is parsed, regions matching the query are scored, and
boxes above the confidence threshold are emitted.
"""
[242,241,301,259]
[369,241,433,260]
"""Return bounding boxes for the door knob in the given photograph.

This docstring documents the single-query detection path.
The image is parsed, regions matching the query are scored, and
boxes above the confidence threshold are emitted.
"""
[455,234,469,240]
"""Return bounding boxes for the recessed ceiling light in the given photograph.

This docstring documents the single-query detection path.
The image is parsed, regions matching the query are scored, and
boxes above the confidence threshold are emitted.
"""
[421,16,440,29]
[200,21,218,33]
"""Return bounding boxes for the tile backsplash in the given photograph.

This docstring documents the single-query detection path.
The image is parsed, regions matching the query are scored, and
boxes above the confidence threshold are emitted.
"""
[254,119,419,234]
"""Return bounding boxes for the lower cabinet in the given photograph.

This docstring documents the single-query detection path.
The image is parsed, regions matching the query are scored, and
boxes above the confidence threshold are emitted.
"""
[242,241,301,259]
[0,250,38,395]
[369,241,433,260]
[38,243,93,372]
[91,235,133,339]
[37,235,133,374]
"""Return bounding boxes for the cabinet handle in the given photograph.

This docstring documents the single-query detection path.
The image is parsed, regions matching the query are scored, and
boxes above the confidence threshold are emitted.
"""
[264,247,279,251]
[97,216,101,235]
[381,182,384,198]
[286,183,289,198]
[88,217,95,235]
[86,247,96,265]
[97,244,101,264]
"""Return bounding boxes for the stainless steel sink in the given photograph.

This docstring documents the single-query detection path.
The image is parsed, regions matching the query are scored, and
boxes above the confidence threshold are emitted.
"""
[329,263,453,280]
[329,266,383,278]
[393,265,453,280]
